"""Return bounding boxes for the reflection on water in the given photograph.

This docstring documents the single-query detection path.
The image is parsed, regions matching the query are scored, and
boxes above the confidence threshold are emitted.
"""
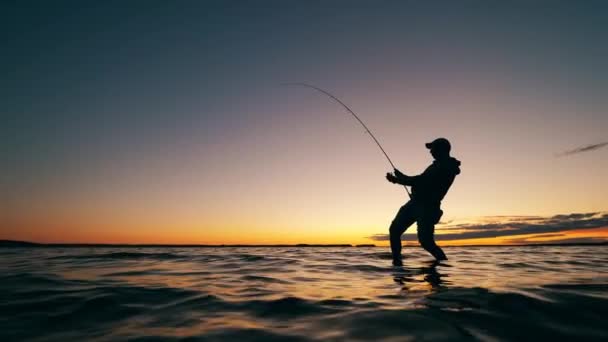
[393,260,447,293]
[1,246,607,341]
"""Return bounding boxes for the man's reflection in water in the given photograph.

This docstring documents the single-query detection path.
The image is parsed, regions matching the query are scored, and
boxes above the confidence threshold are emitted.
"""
[393,260,448,292]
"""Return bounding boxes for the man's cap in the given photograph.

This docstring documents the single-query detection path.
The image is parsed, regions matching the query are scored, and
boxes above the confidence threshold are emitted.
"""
[425,137,451,152]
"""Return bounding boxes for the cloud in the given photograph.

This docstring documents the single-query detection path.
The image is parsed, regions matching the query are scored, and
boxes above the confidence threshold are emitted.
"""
[368,212,608,242]
[557,142,608,156]
[503,236,607,245]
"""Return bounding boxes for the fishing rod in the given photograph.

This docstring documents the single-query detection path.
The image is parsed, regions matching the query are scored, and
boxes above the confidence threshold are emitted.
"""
[283,82,411,198]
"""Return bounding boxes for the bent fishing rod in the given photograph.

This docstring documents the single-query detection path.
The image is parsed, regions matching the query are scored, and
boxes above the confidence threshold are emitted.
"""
[283,82,411,198]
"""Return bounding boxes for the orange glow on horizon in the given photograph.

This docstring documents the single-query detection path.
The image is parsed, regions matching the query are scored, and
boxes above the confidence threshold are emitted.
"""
[3,219,607,246]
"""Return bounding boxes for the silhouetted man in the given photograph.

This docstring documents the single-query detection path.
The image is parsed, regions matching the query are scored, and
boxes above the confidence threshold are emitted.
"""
[386,138,461,265]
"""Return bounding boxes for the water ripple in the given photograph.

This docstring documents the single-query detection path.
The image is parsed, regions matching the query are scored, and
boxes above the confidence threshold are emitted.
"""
[1,246,607,341]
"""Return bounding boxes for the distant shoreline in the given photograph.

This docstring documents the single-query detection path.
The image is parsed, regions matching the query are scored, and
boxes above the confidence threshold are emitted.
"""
[1,240,606,248]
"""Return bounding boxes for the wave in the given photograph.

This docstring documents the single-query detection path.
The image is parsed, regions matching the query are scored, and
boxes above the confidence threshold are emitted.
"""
[49,251,189,261]
[241,275,292,284]
[4,281,607,341]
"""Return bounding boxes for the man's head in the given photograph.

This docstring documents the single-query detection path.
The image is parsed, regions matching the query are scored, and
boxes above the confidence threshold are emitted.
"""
[425,138,451,159]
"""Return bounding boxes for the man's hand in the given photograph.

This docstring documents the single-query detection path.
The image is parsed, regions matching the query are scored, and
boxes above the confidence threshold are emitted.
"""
[393,168,405,178]
[386,172,398,184]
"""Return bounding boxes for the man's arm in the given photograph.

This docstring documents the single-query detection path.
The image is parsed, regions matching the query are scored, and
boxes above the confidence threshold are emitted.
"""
[386,169,421,186]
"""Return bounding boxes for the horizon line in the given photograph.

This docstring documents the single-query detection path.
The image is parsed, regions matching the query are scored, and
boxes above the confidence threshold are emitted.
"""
[1,240,607,248]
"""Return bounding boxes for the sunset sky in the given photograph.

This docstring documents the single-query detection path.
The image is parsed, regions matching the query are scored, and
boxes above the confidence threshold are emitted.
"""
[2,1,607,245]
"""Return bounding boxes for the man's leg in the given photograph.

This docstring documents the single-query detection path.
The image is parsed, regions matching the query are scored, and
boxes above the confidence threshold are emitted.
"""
[417,218,447,261]
[389,201,417,264]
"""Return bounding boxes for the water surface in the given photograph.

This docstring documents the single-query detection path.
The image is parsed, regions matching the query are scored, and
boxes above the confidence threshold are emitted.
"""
[1,246,607,341]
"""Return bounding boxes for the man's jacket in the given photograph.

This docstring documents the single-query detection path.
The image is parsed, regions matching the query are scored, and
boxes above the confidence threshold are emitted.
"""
[398,157,461,205]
